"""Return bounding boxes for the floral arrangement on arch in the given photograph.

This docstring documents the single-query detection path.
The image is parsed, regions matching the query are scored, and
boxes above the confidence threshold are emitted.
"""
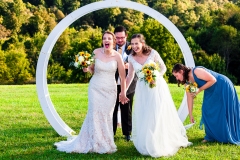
[138,62,160,88]
[73,51,94,69]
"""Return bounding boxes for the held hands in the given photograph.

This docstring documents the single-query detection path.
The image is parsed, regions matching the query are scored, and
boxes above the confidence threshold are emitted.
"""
[119,92,129,104]
[124,63,129,69]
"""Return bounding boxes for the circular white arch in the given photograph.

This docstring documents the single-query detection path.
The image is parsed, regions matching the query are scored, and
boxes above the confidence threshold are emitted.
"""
[36,0,195,136]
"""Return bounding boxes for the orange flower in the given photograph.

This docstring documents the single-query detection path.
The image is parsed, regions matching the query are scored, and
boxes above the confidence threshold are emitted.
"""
[85,53,91,58]
[138,62,160,88]
[146,75,153,83]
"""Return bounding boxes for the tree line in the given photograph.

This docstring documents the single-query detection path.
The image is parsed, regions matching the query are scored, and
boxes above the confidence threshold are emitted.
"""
[0,0,240,84]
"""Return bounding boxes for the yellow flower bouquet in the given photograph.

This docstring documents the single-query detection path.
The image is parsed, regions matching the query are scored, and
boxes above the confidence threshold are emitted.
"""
[185,82,198,93]
[138,62,160,88]
[73,51,94,69]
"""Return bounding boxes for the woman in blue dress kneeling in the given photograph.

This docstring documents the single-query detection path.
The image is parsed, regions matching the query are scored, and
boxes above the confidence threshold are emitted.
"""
[172,63,240,144]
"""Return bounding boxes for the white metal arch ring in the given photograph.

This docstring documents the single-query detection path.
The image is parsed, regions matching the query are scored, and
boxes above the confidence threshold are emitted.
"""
[36,0,195,136]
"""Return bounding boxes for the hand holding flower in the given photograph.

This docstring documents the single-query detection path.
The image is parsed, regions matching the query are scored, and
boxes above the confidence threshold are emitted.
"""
[185,82,198,98]
[190,92,197,98]
[83,67,88,72]
[72,51,94,69]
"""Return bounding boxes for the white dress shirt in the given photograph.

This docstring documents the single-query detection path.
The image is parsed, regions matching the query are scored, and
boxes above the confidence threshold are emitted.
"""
[117,43,128,85]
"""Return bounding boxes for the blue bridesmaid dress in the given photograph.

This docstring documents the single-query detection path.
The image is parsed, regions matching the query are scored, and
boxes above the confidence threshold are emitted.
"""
[193,66,240,144]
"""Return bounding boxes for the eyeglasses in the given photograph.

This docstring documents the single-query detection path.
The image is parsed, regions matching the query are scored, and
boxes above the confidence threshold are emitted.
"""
[116,37,126,40]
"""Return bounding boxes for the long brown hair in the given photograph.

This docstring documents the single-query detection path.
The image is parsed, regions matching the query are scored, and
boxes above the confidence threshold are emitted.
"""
[130,34,152,56]
[172,63,191,86]
[102,31,116,48]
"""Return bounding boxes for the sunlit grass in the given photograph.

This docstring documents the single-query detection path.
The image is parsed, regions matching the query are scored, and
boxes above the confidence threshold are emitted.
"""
[0,84,240,159]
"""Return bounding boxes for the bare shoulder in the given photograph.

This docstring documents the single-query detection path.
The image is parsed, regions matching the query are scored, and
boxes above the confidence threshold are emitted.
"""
[194,67,206,74]
[111,50,119,58]
[93,48,103,55]
[194,67,209,78]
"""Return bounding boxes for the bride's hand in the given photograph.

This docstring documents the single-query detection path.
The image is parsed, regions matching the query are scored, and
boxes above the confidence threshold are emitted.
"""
[119,92,129,104]
[124,63,129,69]
[83,67,88,72]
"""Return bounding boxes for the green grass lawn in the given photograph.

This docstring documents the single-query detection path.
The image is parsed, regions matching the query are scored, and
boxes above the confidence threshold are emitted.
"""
[0,84,240,160]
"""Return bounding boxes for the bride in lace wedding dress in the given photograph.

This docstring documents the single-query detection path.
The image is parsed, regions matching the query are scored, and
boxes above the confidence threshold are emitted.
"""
[126,34,192,158]
[54,31,128,154]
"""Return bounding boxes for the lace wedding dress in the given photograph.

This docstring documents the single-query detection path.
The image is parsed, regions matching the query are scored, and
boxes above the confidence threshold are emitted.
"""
[54,59,117,154]
[128,50,192,157]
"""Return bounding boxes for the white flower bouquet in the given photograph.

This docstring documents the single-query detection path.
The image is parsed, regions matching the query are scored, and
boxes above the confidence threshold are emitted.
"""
[73,51,94,69]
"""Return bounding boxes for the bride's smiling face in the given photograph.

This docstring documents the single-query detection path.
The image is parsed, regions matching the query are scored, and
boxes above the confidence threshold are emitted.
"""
[131,38,144,54]
[102,33,115,50]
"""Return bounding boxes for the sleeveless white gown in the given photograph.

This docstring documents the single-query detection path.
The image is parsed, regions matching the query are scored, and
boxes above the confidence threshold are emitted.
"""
[128,50,192,157]
[54,59,117,154]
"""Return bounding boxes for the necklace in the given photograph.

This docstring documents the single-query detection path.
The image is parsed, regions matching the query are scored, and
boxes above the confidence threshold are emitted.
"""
[102,48,113,57]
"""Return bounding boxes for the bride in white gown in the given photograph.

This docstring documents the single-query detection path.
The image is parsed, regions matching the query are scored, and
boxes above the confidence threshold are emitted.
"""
[54,31,128,154]
[126,34,192,157]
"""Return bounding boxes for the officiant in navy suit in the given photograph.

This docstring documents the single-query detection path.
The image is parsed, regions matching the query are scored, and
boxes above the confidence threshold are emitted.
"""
[113,26,137,141]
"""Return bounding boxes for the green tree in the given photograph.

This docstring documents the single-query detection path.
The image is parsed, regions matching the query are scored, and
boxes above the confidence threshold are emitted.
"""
[24,32,47,76]
[228,12,240,30]
[210,25,238,70]
[0,0,31,35]
[5,46,32,84]
[0,16,11,39]
[61,27,102,83]
[47,62,66,83]
[21,5,57,36]
[193,51,237,84]
[186,36,201,53]
[0,49,10,83]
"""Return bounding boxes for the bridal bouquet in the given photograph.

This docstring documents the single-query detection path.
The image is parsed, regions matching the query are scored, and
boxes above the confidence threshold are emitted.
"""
[73,51,94,69]
[138,62,160,88]
[185,82,198,93]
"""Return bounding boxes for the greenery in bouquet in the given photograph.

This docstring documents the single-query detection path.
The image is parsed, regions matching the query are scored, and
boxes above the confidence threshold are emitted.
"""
[185,81,198,93]
[138,62,160,88]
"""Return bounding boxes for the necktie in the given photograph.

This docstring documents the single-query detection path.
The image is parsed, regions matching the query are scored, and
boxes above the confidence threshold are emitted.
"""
[118,47,122,54]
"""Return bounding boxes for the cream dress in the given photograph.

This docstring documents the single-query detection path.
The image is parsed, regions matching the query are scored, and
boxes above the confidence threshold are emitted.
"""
[54,59,117,153]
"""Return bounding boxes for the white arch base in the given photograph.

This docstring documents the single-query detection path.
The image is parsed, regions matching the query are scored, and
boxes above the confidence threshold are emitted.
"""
[36,0,195,136]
